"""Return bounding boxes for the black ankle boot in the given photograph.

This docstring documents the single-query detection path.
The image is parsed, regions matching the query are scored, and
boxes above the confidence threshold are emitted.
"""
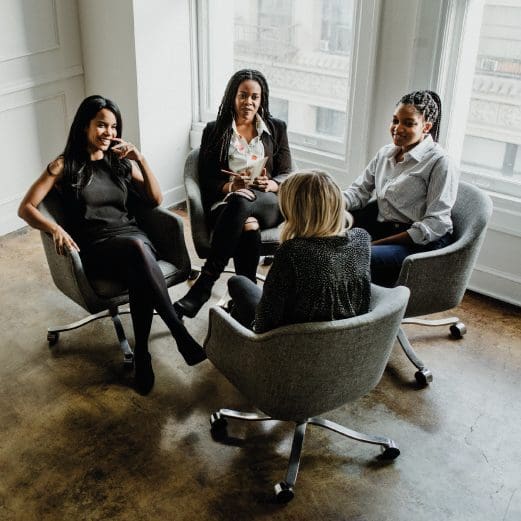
[134,352,155,395]
[174,273,216,318]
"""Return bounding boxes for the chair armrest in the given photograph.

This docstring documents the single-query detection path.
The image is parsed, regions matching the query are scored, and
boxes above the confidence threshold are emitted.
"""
[135,206,191,279]
[40,231,100,311]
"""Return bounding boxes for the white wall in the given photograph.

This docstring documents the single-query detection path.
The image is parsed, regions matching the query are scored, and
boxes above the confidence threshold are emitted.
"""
[78,0,193,207]
[0,0,85,235]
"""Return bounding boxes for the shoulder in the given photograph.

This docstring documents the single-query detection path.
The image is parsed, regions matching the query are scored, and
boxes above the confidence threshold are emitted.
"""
[47,156,64,177]
[266,117,287,134]
[347,227,371,246]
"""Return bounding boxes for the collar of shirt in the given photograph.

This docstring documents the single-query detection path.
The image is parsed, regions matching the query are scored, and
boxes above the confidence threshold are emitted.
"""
[386,134,434,165]
[231,114,271,139]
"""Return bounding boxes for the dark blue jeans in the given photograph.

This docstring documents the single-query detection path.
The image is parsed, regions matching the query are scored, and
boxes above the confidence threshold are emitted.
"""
[351,202,452,287]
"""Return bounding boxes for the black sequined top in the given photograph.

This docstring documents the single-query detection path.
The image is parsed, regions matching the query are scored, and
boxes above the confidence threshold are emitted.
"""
[254,228,371,333]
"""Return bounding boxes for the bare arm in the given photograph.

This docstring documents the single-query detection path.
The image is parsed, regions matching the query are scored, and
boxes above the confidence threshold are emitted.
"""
[112,138,163,206]
[17,158,80,255]
[371,230,413,246]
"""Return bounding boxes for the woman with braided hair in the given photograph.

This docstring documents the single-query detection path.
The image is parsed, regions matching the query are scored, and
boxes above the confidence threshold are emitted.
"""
[344,90,459,287]
[175,69,292,318]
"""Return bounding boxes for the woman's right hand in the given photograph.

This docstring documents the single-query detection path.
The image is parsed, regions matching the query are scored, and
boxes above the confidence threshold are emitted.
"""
[51,225,80,256]
[229,170,251,191]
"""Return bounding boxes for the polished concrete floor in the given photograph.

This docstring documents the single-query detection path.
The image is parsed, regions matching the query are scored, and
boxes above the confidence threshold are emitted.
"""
[1,210,520,521]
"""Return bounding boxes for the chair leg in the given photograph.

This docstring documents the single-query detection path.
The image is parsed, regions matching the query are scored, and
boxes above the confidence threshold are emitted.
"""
[397,327,433,386]
[402,316,467,339]
[47,306,134,367]
[307,417,399,458]
[109,307,134,368]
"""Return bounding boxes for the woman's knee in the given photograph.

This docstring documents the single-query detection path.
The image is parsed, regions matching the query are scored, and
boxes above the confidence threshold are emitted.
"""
[243,217,259,232]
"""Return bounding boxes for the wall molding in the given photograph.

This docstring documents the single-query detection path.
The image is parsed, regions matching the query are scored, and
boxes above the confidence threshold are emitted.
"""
[470,263,521,307]
[0,65,83,97]
[0,0,60,63]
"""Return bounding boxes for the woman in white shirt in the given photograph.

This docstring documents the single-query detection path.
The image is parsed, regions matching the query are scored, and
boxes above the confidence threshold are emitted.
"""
[343,90,459,287]
[175,69,293,318]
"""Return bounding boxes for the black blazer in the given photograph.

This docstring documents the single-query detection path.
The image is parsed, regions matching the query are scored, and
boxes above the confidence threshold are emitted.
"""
[198,118,292,214]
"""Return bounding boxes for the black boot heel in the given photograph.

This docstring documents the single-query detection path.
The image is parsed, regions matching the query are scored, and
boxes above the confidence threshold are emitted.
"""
[174,273,216,318]
[134,352,155,395]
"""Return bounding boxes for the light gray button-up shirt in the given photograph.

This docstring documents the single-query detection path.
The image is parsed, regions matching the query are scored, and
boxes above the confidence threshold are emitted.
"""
[344,135,459,245]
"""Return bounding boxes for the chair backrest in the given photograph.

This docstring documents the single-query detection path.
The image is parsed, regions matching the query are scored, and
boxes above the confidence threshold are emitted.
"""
[205,284,409,422]
[396,181,493,316]
[183,148,213,259]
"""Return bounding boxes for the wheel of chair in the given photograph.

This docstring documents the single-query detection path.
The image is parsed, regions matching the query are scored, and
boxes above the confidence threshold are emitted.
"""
[47,331,59,347]
[415,368,433,386]
[274,481,294,503]
[379,446,400,460]
[210,412,228,440]
[449,322,466,339]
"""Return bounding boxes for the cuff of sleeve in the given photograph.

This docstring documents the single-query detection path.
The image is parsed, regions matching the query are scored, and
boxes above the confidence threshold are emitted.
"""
[407,226,427,245]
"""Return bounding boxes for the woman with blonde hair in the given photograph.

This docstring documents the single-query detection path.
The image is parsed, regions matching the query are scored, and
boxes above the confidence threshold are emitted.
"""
[227,169,371,332]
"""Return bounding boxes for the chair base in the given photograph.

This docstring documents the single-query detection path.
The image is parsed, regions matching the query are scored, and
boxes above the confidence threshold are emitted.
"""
[209,408,399,503]
[397,317,467,386]
[47,306,136,367]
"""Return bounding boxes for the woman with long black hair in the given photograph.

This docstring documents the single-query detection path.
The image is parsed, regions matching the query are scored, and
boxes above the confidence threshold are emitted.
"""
[18,95,206,395]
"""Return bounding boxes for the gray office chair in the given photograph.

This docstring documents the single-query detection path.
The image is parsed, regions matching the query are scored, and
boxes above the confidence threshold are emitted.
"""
[395,181,493,385]
[204,284,410,503]
[183,148,285,280]
[38,189,191,367]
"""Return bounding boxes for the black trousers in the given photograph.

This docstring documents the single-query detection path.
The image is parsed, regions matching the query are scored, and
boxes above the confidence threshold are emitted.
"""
[227,275,263,329]
[205,189,282,281]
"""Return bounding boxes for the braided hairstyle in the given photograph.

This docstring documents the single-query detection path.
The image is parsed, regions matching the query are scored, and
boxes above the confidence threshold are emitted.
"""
[204,69,271,163]
[61,95,130,196]
[398,90,442,142]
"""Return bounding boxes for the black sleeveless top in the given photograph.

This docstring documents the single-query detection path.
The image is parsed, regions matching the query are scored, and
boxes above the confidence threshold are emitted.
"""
[60,159,147,250]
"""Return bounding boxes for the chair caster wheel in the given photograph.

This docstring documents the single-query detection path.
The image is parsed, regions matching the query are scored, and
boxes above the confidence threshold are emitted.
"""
[415,368,433,386]
[123,353,134,370]
[450,322,466,339]
[379,445,400,460]
[274,481,294,503]
[188,269,199,281]
[210,412,228,440]
[47,331,59,347]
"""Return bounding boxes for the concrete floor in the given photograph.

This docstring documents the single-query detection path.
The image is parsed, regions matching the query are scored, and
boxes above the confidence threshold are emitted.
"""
[0,211,520,521]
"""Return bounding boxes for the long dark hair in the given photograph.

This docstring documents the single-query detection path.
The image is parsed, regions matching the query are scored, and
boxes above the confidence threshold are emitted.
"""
[61,95,130,194]
[205,69,271,163]
[398,90,442,142]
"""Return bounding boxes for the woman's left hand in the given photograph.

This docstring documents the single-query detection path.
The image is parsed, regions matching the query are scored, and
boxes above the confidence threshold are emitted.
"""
[112,138,143,162]
[252,169,278,192]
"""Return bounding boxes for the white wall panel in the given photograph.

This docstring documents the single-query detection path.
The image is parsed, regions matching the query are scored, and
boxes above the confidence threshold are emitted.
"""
[0,0,84,235]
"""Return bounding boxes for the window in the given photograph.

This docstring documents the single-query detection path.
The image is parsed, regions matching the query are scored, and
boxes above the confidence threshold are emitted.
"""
[449,0,521,197]
[194,0,377,168]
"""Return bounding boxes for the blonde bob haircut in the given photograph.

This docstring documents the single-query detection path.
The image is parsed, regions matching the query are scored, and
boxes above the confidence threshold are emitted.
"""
[279,169,353,242]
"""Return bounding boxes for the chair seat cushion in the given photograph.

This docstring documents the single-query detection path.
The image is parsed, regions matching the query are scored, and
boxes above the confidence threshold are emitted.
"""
[90,260,181,298]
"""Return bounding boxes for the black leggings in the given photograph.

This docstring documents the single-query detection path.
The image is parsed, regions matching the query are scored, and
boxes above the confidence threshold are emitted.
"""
[81,235,190,356]
[205,190,282,281]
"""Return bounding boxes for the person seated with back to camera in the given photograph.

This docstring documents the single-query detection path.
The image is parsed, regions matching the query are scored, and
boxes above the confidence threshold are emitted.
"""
[226,170,371,333]
[343,90,460,288]
[18,95,206,396]
[174,68,293,319]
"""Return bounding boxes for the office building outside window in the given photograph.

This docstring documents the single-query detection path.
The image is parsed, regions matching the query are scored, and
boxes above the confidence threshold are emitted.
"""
[460,0,521,195]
